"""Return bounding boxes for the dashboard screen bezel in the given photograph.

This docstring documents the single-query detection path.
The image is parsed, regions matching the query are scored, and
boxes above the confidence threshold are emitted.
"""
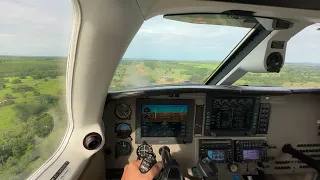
[204,94,260,136]
[136,99,195,144]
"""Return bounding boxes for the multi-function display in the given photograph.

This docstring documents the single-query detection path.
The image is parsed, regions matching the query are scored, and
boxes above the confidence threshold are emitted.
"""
[141,104,187,137]
[136,99,194,144]
[205,96,260,136]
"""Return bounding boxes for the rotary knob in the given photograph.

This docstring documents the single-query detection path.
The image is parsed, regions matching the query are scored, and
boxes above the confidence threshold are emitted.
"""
[228,163,239,173]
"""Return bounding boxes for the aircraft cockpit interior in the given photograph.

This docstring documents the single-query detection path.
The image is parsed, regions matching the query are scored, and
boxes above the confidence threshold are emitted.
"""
[3,0,320,180]
[93,1,320,179]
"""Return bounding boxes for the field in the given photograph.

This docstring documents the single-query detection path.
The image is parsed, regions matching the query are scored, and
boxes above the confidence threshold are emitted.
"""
[234,63,320,87]
[109,60,220,91]
[109,59,320,91]
[0,57,320,179]
[0,57,67,179]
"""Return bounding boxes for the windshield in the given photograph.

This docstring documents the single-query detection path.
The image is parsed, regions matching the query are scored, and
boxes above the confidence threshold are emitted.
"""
[109,15,251,91]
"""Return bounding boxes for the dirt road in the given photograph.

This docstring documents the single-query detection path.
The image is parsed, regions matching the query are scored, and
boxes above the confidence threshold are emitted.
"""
[135,64,147,76]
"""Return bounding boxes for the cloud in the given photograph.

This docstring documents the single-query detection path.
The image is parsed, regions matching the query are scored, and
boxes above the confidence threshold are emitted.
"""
[0,0,319,64]
[125,17,320,63]
[0,0,72,56]
[124,16,250,60]
[0,33,14,38]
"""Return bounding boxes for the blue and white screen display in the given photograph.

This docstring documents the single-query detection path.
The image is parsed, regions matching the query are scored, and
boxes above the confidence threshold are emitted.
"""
[243,149,260,160]
[207,150,225,161]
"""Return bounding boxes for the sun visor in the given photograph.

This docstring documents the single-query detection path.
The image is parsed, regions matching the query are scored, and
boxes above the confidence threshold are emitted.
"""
[164,13,293,30]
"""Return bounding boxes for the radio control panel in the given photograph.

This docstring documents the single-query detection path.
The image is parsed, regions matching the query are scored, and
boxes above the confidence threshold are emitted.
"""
[199,139,268,163]
[199,139,233,163]
[234,140,268,163]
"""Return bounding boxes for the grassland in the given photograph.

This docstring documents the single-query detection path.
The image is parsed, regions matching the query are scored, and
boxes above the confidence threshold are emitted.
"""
[0,57,67,180]
[109,60,320,91]
[109,60,221,91]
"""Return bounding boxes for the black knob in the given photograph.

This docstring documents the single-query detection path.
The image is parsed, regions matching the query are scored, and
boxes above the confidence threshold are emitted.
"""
[257,161,265,168]
[282,144,292,153]
[159,146,170,155]
[228,163,239,173]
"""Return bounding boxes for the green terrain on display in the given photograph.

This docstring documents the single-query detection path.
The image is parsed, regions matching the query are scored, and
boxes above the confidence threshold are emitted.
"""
[0,57,320,179]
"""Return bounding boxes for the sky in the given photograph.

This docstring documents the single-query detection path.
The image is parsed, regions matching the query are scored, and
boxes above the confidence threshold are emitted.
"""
[0,0,320,63]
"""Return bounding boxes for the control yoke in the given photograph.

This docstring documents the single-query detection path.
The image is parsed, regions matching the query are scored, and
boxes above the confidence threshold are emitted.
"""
[282,144,320,172]
[159,146,184,180]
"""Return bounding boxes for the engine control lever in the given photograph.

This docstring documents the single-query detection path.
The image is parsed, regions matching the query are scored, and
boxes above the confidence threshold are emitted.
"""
[159,146,184,180]
[282,144,320,172]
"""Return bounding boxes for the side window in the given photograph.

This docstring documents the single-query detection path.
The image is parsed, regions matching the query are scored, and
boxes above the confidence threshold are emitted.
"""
[234,24,320,87]
[0,0,71,179]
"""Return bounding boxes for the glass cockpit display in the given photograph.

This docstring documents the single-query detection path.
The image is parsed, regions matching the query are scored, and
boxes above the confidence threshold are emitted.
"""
[141,104,188,137]
[243,149,260,160]
[207,150,225,161]
[210,98,254,130]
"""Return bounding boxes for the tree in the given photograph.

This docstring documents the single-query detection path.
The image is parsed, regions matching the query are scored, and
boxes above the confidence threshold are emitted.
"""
[0,83,6,89]
[33,91,40,96]
[33,113,54,138]
[144,61,157,70]
[11,78,22,84]
[37,94,58,106]
[13,103,47,122]
[32,74,45,79]
[21,91,27,99]
[189,75,202,82]
[167,77,174,82]
[11,85,34,93]
[3,99,15,106]
[4,93,14,99]
[147,76,156,84]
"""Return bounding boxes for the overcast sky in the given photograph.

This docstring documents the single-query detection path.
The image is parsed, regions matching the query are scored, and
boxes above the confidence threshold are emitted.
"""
[0,0,319,63]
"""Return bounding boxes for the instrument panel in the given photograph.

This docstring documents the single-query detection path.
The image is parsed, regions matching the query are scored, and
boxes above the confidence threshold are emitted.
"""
[103,90,320,179]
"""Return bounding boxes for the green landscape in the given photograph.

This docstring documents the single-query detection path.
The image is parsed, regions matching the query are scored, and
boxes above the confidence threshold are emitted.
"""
[110,59,320,91]
[0,56,67,179]
[0,57,320,179]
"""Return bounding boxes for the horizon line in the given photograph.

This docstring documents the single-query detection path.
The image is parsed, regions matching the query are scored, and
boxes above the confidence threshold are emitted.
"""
[0,55,319,64]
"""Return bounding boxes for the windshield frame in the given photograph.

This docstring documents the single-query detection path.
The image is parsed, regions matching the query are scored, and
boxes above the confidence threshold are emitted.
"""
[205,24,272,85]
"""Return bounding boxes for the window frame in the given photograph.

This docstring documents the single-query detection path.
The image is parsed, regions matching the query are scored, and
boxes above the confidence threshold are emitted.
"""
[25,1,80,179]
